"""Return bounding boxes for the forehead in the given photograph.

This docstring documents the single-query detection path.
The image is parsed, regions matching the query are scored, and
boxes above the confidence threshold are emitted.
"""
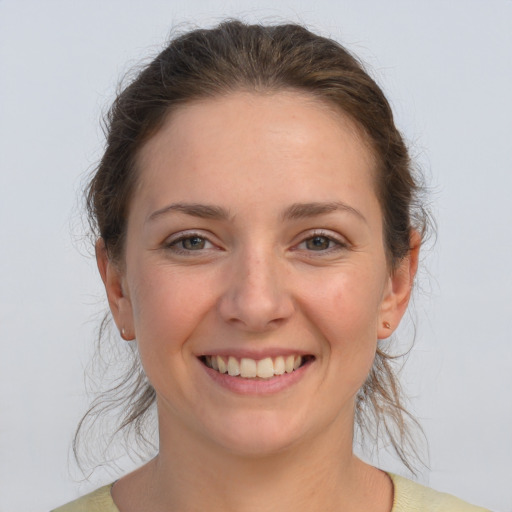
[134,91,378,218]
[139,90,374,161]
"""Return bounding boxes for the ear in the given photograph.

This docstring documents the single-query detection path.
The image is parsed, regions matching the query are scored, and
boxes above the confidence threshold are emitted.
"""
[96,238,135,340]
[377,230,421,339]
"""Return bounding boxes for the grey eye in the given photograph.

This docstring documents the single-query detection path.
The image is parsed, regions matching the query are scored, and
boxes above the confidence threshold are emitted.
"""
[181,236,206,250]
[305,236,331,251]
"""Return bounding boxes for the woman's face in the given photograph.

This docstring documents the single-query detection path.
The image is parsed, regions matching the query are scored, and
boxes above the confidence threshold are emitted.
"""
[100,91,414,456]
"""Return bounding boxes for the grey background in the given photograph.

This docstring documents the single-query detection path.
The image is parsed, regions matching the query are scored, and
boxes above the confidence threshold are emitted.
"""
[0,1,511,511]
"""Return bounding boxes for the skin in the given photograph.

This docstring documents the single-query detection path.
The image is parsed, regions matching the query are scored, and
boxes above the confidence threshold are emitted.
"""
[97,91,419,512]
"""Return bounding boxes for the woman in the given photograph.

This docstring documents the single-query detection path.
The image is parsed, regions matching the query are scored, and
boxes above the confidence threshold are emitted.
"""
[54,20,490,512]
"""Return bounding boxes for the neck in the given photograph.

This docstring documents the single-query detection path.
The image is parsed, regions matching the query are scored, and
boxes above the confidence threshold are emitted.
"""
[157,429,353,511]
[113,409,392,512]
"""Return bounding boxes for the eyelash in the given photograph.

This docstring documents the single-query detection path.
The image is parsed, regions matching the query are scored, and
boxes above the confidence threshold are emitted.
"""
[294,230,348,255]
[165,232,216,256]
[164,230,348,256]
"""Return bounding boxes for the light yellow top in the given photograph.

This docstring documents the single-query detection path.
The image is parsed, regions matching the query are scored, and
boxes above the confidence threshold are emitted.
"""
[52,473,491,512]
[388,474,490,511]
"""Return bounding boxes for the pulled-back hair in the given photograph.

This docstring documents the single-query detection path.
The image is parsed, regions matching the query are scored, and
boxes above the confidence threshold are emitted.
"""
[77,19,429,475]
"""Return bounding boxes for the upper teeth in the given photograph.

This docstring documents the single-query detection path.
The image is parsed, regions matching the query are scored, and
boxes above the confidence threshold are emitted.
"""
[205,355,303,379]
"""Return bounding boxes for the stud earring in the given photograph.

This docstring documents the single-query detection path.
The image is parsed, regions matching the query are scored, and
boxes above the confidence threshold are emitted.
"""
[383,321,391,330]
[120,328,131,340]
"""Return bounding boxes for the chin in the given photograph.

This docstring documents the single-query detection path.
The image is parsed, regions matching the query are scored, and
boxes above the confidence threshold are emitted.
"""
[202,411,308,458]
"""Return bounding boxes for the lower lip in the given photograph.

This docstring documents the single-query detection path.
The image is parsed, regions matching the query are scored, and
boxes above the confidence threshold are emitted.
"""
[199,359,313,395]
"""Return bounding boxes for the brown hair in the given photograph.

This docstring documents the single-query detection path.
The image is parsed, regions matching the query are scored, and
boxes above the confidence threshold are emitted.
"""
[77,19,429,474]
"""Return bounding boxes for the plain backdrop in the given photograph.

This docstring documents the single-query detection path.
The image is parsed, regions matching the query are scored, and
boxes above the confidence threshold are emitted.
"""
[1,1,511,511]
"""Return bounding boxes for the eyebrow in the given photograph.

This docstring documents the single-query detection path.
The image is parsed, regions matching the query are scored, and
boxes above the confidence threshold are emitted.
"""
[282,201,367,223]
[146,200,366,224]
[147,202,232,223]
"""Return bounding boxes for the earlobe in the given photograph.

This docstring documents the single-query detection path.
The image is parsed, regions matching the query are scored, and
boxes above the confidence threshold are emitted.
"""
[377,230,421,339]
[95,239,135,339]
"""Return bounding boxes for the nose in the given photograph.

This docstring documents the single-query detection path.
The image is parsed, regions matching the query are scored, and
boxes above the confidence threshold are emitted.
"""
[218,249,295,332]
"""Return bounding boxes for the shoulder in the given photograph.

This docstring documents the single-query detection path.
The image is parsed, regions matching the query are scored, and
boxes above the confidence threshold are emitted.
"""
[389,474,491,512]
[51,484,119,512]
[50,475,492,512]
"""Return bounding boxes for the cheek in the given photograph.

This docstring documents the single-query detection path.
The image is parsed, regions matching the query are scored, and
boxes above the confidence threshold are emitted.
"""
[302,266,385,341]
[300,266,385,386]
[127,265,214,368]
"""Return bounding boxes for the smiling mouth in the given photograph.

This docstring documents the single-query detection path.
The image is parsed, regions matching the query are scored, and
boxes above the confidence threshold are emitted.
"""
[199,355,314,379]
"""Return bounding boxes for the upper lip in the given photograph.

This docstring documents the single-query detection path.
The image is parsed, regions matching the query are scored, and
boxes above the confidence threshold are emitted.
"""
[196,348,313,360]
